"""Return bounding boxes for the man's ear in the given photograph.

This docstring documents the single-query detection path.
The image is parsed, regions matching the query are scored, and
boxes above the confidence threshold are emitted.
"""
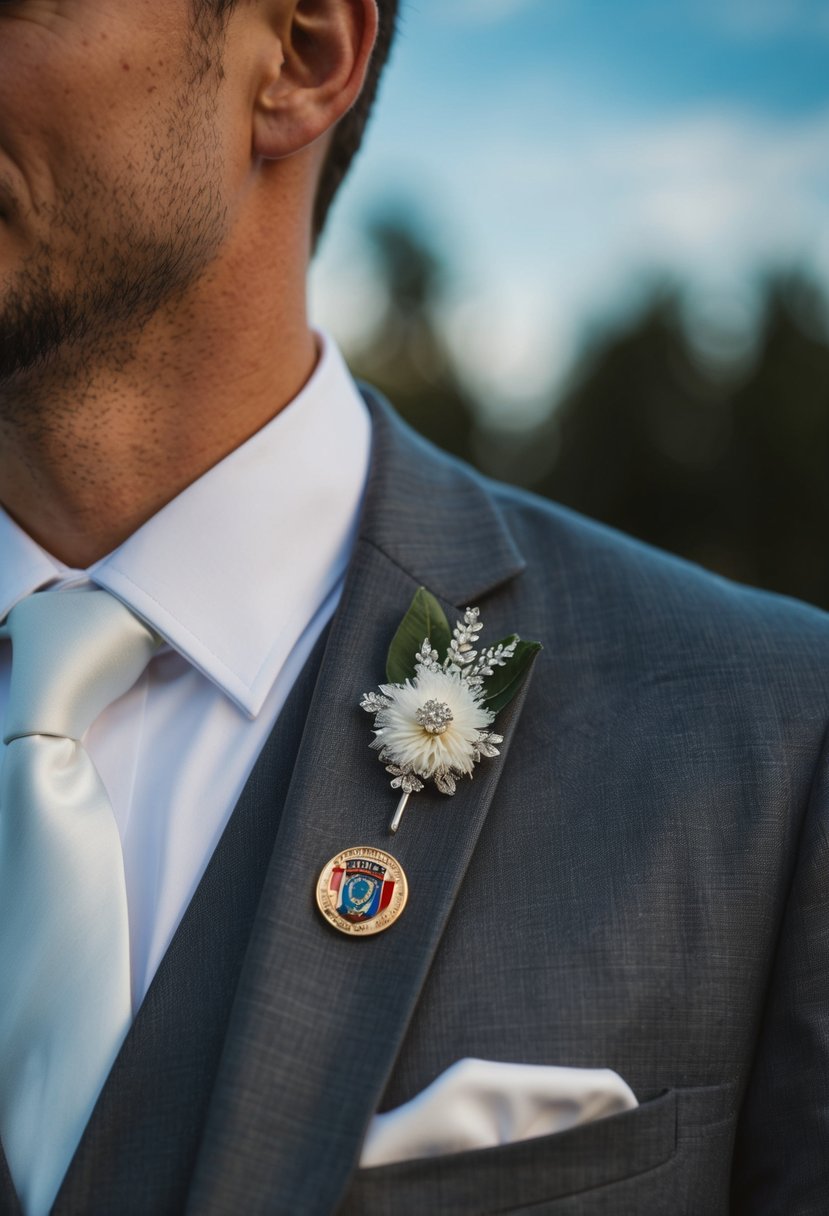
[253,0,378,160]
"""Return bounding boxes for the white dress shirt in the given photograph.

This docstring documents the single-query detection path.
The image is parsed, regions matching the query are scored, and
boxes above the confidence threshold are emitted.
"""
[0,333,372,1011]
[1,340,638,1186]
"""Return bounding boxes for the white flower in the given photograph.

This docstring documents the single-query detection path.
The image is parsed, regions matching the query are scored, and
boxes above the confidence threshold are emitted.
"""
[370,667,496,783]
[359,600,529,818]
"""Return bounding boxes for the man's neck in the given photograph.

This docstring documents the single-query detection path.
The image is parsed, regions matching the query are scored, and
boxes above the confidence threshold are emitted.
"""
[0,286,317,570]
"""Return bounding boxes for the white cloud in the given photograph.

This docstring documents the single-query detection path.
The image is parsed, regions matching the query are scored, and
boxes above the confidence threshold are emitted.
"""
[590,108,829,261]
[313,101,829,414]
[693,0,829,40]
[440,100,829,279]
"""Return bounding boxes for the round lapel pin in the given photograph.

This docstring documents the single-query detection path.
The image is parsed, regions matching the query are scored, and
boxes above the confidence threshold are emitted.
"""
[316,846,408,936]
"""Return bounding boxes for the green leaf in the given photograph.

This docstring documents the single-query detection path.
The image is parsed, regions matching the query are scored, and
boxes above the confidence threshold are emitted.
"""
[386,587,452,684]
[483,640,542,715]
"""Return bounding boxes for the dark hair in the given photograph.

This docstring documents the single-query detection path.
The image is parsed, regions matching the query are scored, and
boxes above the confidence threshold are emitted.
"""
[193,0,400,240]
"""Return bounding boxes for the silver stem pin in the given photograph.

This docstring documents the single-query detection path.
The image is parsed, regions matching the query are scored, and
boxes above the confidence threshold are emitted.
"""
[390,792,411,834]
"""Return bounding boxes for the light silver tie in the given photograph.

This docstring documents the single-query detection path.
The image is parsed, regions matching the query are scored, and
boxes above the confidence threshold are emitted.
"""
[0,590,159,1216]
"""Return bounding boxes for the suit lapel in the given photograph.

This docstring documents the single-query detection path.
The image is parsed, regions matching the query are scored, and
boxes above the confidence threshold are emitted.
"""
[188,394,536,1216]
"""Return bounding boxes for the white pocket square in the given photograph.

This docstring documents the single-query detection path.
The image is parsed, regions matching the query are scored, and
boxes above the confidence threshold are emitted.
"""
[360,1057,639,1168]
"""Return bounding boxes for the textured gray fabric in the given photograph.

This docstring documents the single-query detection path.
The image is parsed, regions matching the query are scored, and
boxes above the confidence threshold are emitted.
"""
[2,390,826,1213]
[182,391,829,1214]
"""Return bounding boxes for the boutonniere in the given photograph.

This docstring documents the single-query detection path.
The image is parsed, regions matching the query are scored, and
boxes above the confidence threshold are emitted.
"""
[361,588,541,832]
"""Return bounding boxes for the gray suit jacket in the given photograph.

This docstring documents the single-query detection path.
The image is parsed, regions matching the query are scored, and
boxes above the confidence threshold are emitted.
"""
[184,390,829,1215]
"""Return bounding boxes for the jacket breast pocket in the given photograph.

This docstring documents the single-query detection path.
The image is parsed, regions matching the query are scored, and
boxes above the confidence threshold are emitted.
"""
[337,1084,734,1216]
[339,1087,679,1216]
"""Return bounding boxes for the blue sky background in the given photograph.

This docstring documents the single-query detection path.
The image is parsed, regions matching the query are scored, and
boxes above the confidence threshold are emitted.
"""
[310,0,829,422]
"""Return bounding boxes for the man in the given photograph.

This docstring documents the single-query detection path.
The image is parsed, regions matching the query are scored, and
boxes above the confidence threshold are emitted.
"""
[0,2,827,1214]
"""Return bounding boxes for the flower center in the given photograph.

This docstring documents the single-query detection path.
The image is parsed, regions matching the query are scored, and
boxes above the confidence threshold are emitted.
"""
[415,699,454,735]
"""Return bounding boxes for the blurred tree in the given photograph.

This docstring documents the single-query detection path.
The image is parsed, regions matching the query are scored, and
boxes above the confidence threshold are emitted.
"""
[534,290,734,573]
[347,213,477,461]
[347,210,829,610]
[723,274,829,606]
[535,273,829,607]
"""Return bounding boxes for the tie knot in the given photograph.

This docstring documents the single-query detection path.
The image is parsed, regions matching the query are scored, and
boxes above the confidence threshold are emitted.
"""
[2,590,160,744]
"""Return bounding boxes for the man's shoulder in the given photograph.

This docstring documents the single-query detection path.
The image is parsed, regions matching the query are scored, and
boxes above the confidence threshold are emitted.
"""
[490,472,829,667]
[363,389,829,696]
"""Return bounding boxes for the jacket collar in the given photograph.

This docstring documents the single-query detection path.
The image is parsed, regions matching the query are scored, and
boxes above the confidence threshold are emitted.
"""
[356,386,526,605]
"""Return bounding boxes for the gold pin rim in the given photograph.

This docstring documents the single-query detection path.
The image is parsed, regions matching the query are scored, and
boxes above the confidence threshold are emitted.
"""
[316,845,408,936]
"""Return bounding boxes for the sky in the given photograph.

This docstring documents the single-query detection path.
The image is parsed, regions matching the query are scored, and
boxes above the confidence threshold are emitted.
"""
[309,0,829,422]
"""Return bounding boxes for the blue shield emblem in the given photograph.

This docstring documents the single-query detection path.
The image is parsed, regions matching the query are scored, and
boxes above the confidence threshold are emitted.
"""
[334,858,392,923]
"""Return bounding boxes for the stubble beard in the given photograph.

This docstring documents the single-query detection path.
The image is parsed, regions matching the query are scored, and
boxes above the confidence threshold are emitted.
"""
[0,79,229,419]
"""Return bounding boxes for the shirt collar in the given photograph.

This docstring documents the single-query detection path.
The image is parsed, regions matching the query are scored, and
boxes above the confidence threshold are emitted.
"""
[0,333,371,718]
[0,511,69,612]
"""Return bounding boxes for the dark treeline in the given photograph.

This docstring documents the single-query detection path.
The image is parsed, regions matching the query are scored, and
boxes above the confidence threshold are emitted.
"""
[347,214,829,611]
